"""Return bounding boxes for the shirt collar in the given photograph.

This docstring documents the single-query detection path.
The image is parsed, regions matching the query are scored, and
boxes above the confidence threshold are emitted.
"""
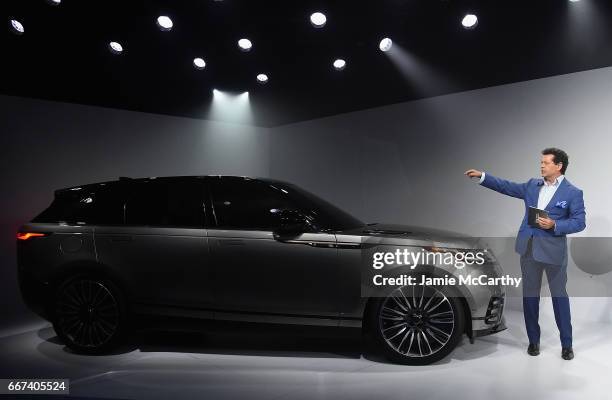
[543,175,564,187]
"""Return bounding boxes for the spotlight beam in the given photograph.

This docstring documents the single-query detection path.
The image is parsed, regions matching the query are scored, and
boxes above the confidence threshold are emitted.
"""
[381,43,456,97]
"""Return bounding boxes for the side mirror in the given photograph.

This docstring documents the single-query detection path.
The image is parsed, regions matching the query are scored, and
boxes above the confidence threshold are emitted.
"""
[274,209,312,235]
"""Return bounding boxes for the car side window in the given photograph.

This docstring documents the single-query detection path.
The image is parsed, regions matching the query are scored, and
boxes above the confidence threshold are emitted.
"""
[125,179,204,228]
[209,178,295,230]
[32,184,126,226]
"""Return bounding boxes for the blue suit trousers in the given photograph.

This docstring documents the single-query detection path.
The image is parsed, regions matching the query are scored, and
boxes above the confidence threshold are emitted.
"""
[521,238,573,348]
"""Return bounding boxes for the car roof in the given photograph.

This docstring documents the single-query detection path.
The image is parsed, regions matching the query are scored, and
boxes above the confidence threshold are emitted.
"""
[55,175,282,194]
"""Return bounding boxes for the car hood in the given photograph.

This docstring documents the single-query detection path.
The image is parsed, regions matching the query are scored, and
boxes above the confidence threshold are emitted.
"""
[342,223,481,248]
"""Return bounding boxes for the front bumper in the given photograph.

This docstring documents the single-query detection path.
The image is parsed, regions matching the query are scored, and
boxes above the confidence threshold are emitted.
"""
[474,317,507,338]
[471,294,506,339]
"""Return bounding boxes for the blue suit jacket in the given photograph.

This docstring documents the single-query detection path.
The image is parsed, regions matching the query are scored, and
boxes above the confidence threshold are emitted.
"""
[481,173,586,265]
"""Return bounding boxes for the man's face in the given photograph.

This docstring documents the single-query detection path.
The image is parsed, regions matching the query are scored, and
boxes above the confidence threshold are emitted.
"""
[540,154,562,178]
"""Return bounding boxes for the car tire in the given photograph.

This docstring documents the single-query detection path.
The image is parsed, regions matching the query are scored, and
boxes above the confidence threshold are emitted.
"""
[368,280,465,365]
[52,275,127,354]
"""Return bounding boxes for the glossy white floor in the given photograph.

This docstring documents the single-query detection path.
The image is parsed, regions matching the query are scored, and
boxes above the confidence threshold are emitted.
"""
[1,300,611,400]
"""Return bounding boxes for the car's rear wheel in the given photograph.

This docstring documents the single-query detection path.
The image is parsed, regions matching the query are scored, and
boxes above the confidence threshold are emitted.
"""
[369,282,465,365]
[52,276,126,354]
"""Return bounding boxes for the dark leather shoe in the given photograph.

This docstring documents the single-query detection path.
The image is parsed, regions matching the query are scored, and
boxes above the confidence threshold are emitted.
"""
[562,347,574,360]
[527,343,540,356]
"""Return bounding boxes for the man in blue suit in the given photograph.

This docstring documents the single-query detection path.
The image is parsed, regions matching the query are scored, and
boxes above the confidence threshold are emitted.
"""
[465,148,586,360]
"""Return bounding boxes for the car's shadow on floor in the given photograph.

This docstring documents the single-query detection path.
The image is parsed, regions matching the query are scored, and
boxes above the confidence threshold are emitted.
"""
[134,326,365,360]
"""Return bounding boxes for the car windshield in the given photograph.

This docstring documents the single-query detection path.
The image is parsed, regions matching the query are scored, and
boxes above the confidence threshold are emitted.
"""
[264,180,365,231]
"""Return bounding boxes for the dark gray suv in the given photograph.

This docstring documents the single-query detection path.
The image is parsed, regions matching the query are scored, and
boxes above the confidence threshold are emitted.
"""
[17,175,506,364]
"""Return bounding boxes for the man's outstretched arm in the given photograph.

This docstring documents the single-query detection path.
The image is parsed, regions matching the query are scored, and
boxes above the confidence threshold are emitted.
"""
[465,169,530,200]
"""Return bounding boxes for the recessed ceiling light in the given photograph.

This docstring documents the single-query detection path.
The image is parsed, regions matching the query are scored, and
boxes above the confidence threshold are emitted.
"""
[379,38,392,52]
[569,0,580,2]
[193,58,206,70]
[238,38,252,51]
[108,41,123,54]
[310,12,326,28]
[157,16,173,31]
[257,74,269,84]
[9,19,24,35]
[333,59,346,71]
[462,14,478,29]
[46,0,61,5]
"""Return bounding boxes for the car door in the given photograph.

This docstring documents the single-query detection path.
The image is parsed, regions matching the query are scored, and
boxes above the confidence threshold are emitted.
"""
[95,177,213,317]
[207,176,341,323]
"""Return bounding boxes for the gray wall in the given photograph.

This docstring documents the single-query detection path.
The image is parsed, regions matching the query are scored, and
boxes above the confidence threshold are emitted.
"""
[2,65,612,329]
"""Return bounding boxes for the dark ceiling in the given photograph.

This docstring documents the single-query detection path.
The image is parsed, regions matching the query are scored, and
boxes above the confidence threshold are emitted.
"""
[2,0,612,126]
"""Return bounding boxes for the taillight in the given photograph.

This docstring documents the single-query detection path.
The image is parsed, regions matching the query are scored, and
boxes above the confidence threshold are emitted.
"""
[16,232,48,241]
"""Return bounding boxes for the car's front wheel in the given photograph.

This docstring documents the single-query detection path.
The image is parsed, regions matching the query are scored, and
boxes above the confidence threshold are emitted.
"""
[52,275,127,354]
[369,282,465,365]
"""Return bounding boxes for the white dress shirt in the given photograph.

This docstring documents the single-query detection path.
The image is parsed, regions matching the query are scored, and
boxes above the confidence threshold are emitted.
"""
[537,174,565,209]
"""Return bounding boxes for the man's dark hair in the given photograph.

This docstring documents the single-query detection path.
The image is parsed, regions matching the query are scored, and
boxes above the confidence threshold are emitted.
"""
[542,147,569,174]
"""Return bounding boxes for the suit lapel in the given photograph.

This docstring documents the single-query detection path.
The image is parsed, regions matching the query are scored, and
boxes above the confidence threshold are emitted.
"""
[544,177,569,212]
[529,179,544,208]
